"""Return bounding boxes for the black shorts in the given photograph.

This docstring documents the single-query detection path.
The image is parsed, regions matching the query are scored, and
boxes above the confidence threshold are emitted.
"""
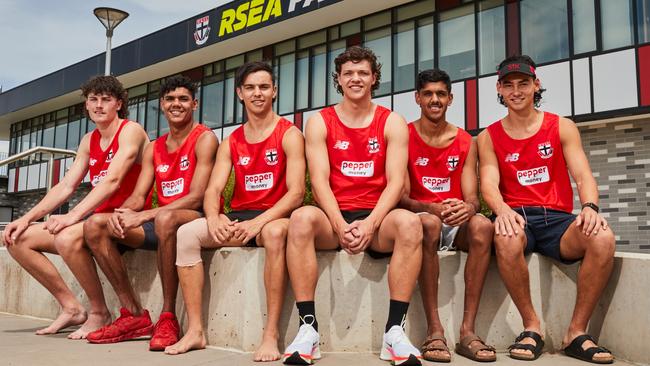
[225,210,265,247]
[340,210,392,259]
[118,221,158,253]
[496,207,577,264]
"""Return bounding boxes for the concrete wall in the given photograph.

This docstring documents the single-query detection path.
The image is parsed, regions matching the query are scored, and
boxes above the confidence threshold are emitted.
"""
[0,247,647,364]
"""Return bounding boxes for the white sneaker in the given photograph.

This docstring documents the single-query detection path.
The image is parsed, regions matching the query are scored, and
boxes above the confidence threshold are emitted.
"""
[380,325,422,366]
[282,316,321,365]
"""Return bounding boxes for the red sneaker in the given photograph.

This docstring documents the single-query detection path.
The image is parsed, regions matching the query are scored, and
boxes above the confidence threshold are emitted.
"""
[87,308,153,344]
[149,312,180,351]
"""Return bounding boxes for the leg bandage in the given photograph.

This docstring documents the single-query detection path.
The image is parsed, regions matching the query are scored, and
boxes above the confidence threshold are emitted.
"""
[175,218,215,267]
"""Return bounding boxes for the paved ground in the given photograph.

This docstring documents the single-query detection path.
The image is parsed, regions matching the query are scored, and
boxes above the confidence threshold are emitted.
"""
[0,312,633,366]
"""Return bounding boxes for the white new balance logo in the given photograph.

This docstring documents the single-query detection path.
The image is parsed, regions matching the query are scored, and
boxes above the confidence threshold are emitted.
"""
[505,153,520,162]
[415,157,429,166]
[156,164,170,173]
[334,140,350,150]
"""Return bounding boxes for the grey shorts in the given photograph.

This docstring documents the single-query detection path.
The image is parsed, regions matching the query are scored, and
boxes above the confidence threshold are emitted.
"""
[117,220,158,253]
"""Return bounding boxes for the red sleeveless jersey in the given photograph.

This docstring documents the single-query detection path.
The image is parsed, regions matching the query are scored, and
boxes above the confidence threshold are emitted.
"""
[153,124,211,207]
[486,112,573,213]
[323,105,391,210]
[88,120,142,213]
[407,124,472,203]
[229,118,292,210]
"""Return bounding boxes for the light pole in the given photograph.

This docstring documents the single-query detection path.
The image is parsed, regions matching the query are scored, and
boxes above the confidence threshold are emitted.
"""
[93,7,129,76]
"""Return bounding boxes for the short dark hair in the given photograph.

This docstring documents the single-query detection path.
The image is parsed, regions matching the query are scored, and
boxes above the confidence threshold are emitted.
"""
[497,55,546,108]
[159,75,197,99]
[81,75,128,119]
[235,61,275,87]
[416,69,452,93]
[332,46,382,95]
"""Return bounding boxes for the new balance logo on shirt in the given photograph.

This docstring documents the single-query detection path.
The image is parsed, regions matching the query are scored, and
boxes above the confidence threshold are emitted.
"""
[334,140,350,150]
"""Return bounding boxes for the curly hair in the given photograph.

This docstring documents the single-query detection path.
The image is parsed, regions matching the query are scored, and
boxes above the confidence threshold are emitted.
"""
[332,46,382,95]
[81,75,129,119]
[159,75,197,99]
[496,55,545,108]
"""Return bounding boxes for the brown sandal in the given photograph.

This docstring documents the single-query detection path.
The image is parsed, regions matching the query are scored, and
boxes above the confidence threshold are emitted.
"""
[455,335,497,362]
[421,335,451,362]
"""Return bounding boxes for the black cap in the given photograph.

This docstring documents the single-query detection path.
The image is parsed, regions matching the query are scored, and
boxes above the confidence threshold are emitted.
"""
[497,62,536,81]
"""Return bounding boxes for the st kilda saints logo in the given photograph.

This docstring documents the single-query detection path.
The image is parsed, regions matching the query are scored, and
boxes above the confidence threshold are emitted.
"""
[368,137,380,154]
[447,155,460,171]
[194,16,210,46]
[265,148,278,166]
[106,149,114,163]
[537,141,553,159]
[179,155,190,171]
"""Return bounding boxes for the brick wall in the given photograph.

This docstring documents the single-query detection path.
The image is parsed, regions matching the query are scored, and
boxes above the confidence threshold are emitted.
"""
[577,117,650,253]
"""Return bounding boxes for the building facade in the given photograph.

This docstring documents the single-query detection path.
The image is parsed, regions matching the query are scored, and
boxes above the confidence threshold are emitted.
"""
[1,0,649,252]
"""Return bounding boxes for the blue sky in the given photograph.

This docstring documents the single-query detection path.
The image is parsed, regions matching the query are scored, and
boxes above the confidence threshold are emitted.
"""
[0,0,230,92]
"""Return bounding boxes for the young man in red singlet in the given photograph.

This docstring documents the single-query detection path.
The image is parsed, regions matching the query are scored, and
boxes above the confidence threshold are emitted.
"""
[3,76,149,339]
[478,55,615,363]
[282,46,423,366]
[165,61,305,362]
[82,75,218,350]
[400,69,495,362]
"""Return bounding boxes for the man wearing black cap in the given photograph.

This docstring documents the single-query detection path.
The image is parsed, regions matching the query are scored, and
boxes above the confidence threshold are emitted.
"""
[477,55,615,364]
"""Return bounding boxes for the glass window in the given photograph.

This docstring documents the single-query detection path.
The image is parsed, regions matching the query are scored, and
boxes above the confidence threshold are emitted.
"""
[572,0,597,54]
[55,121,67,149]
[478,0,505,75]
[364,27,392,95]
[159,111,169,137]
[364,11,391,31]
[438,5,476,80]
[66,119,80,150]
[145,98,159,140]
[394,21,416,92]
[340,20,361,37]
[202,76,224,128]
[21,131,32,152]
[246,49,263,62]
[226,55,245,70]
[397,0,435,21]
[601,0,634,50]
[328,40,346,105]
[192,85,201,123]
[278,53,296,115]
[417,17,435,72]
[296,51,310,110]
[127,103,139,123]
[299,30,326,49]
[275,40,295,55]
[224,71,236,125]
[521,0,569,63]
[312,45,327,108]
[639,0,650,43]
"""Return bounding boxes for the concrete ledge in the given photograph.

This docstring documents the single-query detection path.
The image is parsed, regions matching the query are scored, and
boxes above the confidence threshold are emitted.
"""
[0,247,648,364]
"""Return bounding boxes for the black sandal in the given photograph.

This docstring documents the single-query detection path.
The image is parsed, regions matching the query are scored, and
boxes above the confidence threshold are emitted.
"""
[564,334,614,364]
[508,331,544,361]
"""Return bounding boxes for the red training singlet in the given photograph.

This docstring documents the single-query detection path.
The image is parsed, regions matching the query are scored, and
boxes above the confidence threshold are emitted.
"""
[229,118,292,210]
[88,119,142,213]
[407,124,472,203]
[486,112,573,213]
[153,124,211,207]
[323,105,391,210]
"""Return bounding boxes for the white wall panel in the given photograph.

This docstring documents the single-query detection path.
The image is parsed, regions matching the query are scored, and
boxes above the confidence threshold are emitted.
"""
[302,109,320,133]
[39,162,48,189]
[282,114,294,123]
[222,125,240,140]
[572,58,592,115]
[372,96,392,110]
[8,168,15,193]
[211,128,222,143]
[478,75,505,128]
[83,172,90,184]
[447,82,465,129]
[27,164,40,190]
[536,61,572,116]
[592,49,638,112]
[18,167,28,192]
[392,91,419,123]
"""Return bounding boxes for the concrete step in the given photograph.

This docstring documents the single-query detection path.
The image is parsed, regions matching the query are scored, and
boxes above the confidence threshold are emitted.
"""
[1,247,648,364]
[0,313,638,366]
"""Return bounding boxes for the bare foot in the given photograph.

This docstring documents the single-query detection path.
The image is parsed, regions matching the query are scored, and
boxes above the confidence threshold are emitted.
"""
[254,333,280,362]
[68,311,112,340]
[164,329,206,355]
[36,308,87,335]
